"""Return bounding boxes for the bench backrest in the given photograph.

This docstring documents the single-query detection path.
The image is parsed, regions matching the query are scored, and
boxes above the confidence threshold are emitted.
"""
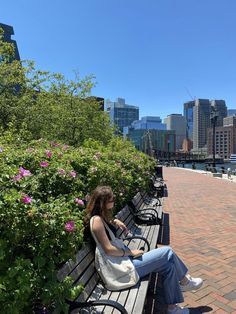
[131,192,151,211]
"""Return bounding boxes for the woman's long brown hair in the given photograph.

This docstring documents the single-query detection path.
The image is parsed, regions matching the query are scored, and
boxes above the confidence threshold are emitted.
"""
[84,186,114,224]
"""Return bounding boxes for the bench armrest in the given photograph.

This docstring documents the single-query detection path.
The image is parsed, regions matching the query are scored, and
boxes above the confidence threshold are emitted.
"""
[135,212,162,225]
[123,235,151,251]
[143,198,161,207]
[67,299,128,314]
[138,207,159,217]
[135,211,157,221]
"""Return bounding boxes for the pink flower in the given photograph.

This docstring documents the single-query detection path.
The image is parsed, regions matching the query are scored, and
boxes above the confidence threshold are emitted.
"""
[58,168,66,176]
[63,144,69,150]
[69,170,77,178]
[50,142,60,147]
[65,221,75,232]
[40,161,49,167]
[19,167,32,177]
[13,174,22,182]
[75,198,84,206]
[45,150,52,158]
[21,195,32,204]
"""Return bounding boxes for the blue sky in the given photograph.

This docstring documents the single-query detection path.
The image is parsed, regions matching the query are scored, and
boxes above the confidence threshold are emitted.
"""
[1,0,236,119]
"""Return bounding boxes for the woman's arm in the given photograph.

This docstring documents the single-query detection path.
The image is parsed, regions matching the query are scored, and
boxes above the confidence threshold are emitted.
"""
[92,216,126,256]
[92,216,143,257]
[111,218,129,233]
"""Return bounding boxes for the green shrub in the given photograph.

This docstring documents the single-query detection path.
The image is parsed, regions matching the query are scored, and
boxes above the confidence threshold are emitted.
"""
[0,137,155,312]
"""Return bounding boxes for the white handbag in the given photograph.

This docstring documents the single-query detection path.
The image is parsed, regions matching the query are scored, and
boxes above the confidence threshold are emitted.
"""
[90,216,140,291]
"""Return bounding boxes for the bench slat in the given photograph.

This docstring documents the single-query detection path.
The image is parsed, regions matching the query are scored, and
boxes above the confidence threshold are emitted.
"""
[121,285,139,314]
[77,272,100,302]
[130,276,150,314]
[112,290,129,314]
[57,245,91,281]
[70,252,95,281]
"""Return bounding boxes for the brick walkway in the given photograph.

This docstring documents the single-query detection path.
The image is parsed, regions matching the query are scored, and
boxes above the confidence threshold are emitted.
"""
[157,167,236,313]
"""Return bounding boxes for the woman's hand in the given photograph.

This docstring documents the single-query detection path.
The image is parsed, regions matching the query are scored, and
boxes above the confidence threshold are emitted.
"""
[113,218,129,233]
[130,249,144,258]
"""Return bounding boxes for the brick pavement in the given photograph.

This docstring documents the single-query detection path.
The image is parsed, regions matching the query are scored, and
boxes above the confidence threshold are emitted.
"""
[155,167,236,314]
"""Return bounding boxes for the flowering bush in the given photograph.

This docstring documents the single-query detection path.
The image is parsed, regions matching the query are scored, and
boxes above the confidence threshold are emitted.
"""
[0,136,155,313]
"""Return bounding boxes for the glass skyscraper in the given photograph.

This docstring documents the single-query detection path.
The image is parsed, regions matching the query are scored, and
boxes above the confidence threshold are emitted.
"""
[193,99,211,150]
[131,116,166,130]
[210,100,227,127]
[183,101,195,140]
[126,128,176,153]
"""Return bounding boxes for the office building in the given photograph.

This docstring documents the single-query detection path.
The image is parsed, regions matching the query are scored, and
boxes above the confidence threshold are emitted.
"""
[164,114,187,150]
[193,99,211,150]
[223,116,236,156]
[223,116,236,157]
[207,116,236,160]
[207,126,235,160]
[105,98,139,134]
[223,115,236,127]
[131,116,166,130]
[183,101,195,140]
[0,23,20,60]
[126,128,176,153]
[210,100,227,127]
[227,109,236,116]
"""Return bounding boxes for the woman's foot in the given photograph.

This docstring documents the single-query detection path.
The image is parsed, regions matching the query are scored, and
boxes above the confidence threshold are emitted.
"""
[168,305,189,314]
[180,274,203,292]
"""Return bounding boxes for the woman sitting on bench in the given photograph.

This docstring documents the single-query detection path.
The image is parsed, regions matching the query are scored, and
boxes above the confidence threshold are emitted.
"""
[85,186,203,314]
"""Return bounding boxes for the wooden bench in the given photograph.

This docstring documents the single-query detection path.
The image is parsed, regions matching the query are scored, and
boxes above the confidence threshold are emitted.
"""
[139,190,162,207]
[57,205,160,314]
[148,175,168,197]
[129,191,163,225]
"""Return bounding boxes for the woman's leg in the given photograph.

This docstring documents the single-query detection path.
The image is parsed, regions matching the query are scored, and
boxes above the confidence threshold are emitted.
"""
[132,246,188,305]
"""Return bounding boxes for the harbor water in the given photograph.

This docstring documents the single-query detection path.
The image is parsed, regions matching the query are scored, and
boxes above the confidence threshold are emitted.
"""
[182,162,236,172]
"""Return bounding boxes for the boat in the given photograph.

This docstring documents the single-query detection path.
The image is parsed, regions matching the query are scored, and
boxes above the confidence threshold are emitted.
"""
[229,154,236,163]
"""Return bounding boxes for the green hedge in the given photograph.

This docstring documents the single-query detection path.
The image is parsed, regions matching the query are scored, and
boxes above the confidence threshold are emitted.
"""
[0,136,155,313]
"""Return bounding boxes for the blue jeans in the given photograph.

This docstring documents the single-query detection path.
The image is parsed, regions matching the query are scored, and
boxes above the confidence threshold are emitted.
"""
[132,246,188,304]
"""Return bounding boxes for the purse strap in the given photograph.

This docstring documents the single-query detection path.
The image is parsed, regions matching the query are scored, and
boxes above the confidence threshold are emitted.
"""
[90,215,116,245]
[102,219,116,241]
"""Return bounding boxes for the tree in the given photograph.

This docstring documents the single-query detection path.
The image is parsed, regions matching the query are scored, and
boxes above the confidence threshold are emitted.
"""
[0,27,113,145]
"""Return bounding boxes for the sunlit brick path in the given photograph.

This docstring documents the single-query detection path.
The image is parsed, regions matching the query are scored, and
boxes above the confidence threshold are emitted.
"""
[156,167,236,314]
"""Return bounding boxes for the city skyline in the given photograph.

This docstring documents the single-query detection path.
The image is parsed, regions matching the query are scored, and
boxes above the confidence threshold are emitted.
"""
[1,0,236,119]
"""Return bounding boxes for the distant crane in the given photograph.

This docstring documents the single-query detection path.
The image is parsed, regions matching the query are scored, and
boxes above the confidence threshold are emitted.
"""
[184,87,196,101]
